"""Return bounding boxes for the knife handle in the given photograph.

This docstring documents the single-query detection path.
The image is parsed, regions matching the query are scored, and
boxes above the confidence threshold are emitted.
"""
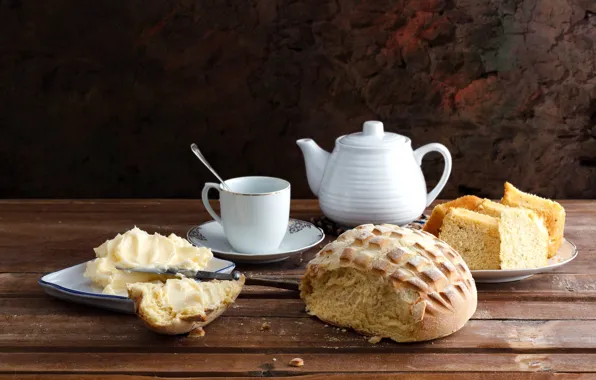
[244,277,300,292]
[194,270,300,292]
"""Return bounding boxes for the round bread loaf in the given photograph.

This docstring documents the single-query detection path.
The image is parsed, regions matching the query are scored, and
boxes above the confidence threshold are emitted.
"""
[300,224,477,342]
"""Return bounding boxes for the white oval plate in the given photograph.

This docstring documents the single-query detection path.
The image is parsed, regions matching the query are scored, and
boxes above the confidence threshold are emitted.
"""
[38,257,235,314]
[187,218,325,264]
[471,238,578,283]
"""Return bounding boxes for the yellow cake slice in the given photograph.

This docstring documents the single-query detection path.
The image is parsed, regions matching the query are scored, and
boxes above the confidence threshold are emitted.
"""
[498,208,548,269]
[501,182,565,258]
[475,199,511,218]
[423,195,483,236]
[439,208,501,270]
[439,207,549,270]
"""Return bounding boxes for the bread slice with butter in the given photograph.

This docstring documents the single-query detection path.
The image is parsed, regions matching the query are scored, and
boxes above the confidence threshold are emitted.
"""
[85,227,213,296]
[128,276,244,335]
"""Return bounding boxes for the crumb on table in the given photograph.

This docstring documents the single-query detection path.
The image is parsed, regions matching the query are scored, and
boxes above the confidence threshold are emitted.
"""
[289,358,304,367]
[188,327,205,338]
[368,336,382,344]
[261,322,271,331]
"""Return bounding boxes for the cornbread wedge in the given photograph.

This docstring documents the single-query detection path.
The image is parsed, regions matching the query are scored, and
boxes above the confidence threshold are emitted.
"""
[423,195,483,236]
[502,182,565,258]
[439,208,501,270]
[439,207,548,270]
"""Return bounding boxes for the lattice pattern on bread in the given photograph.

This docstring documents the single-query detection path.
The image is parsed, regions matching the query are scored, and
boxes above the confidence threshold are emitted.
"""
[301,223,477,337]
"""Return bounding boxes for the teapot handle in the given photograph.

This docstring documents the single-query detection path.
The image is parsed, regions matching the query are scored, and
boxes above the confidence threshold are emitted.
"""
[413,143,452,207]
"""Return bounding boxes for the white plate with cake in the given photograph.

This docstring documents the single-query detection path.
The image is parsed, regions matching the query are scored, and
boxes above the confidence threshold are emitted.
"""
[423,182,578,283]
[469,237,577,282]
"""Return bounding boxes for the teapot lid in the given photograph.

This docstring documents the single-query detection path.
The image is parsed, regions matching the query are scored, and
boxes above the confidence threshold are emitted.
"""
[339,121,408,148]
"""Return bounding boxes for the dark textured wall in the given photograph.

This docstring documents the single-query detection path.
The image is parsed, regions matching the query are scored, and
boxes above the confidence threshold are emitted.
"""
[1,0,595,199]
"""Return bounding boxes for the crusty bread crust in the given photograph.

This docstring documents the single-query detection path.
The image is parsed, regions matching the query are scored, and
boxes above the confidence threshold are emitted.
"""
[300,224,477,342]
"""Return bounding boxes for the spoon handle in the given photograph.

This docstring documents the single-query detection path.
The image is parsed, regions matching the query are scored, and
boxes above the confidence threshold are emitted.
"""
[190,143,232,191]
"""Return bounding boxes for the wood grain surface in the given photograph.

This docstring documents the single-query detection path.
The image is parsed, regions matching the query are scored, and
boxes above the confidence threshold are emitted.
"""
[0,199,594,378]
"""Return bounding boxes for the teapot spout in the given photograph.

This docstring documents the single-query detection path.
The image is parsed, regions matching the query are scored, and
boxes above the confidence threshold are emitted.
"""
[296,138,330,197]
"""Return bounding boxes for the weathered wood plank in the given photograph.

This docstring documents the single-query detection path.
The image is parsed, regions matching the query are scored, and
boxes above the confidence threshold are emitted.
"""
[474,300,596,320]
[0,374,593,380]
[3,297,596,321]
[1,353,596,374]
[0,273,40,295]
[0,274,300,299]
[477,274,596,296]
[1,304,596,351]
[5,272,596,300]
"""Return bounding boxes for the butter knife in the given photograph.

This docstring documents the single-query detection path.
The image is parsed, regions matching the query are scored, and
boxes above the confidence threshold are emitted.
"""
[116,266,300,291]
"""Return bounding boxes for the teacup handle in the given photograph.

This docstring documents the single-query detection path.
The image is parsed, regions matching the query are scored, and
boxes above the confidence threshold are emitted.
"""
[201,182,223,224]
[413,143,452,207]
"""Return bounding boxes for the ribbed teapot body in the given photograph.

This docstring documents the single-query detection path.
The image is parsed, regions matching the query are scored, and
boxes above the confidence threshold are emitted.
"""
[318,142,427,227]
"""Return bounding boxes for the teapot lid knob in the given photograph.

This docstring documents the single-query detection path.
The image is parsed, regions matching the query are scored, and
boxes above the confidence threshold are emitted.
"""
[338,120,408,148]
[362,121,384,137]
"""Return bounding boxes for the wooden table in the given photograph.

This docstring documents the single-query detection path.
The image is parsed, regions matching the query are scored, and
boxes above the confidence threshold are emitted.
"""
[1,199,595,379]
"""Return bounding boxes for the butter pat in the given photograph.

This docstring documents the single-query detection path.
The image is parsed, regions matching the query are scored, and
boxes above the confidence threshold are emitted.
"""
[128,276,245,335]
[94,226,212,270]
[84,227,213,296]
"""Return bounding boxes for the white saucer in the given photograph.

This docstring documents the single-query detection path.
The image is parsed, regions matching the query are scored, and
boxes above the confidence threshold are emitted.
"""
[471,238,578,283]
[187,219,325,264]
[38,257,235,314]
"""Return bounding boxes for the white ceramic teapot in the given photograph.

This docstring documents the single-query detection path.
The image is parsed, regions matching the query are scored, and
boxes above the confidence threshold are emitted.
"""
[297,120,452,227]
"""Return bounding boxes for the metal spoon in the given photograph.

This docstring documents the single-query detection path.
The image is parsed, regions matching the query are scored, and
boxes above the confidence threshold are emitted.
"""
[190,143,232,192]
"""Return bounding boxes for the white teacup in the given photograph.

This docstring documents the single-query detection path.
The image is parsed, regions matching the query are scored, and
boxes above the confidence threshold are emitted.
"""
[201,176,291,254]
